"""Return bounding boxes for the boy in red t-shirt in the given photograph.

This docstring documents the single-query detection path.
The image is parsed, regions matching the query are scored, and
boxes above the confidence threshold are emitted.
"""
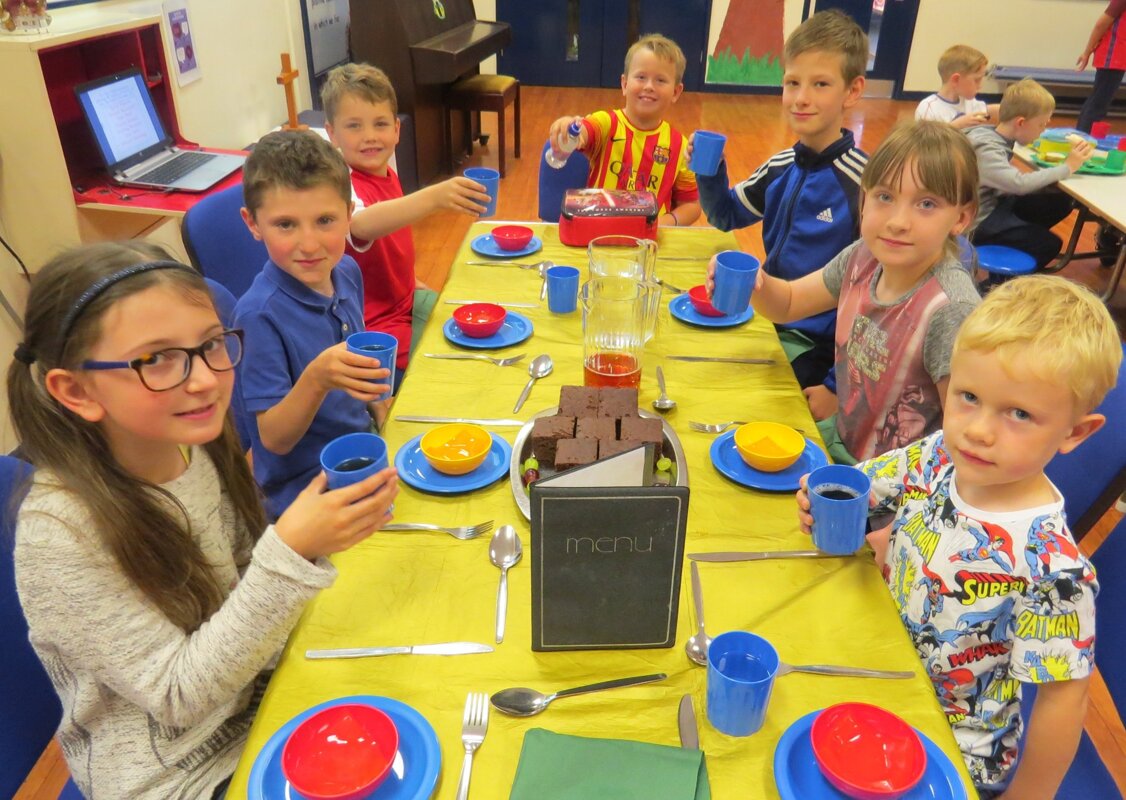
[321,63,491,384]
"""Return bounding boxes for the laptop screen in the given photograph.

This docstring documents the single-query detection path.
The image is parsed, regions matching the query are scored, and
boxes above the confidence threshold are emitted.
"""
[75,69,173,173]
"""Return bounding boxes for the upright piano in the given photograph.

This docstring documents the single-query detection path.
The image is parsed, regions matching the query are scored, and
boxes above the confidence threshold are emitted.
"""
[350,0,512,186]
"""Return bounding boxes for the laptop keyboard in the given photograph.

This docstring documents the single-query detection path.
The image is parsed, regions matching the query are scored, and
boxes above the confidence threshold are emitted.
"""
[136,151,214,185]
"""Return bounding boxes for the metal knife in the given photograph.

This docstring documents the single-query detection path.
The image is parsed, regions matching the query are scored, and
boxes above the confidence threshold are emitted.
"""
[305,642,494,660]
[657,255,713,261]
[466,260,538,267]
[688,550,844,562]
[395,415,526,426]
[666,356,776,365]
[445,299,539,308]
[678,694,700,749]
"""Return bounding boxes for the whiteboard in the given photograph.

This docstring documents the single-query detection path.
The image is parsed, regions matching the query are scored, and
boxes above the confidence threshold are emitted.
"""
[305,0,350,75]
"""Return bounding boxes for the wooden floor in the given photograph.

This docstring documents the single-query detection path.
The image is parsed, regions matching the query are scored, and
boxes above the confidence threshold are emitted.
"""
[16,85,1126,798]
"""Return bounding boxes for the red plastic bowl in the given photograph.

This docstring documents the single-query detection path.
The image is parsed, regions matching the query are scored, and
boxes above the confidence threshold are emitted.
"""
[491,224,534,251]
[281,704,399,800]
[688,284,728,317]
[810,703,927,800]
[453,302,507,338]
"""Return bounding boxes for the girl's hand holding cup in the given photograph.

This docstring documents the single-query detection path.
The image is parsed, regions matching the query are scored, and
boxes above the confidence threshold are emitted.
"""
[276,468,399,560]
[796,475,814,536]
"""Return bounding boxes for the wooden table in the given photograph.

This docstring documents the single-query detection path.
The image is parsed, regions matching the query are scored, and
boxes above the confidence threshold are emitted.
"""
[227,222,974,799]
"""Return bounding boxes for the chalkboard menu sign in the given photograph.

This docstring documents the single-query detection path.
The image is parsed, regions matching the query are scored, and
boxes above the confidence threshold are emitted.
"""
[530,486,689,651]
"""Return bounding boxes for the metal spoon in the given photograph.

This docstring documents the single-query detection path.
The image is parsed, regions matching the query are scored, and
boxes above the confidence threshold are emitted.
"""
[653,366,676,412]
[513,354,553,413]
[490,673,667,717]
[467,259,554,271]
[685,561,711,667]
[489,524,523,644]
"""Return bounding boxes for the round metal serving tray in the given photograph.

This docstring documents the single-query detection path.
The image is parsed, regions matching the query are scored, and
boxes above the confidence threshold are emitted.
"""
[509,406,689,520]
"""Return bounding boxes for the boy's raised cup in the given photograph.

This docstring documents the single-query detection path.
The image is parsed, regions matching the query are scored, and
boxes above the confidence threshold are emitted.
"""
[346,331,397,402]
[690,130,727,177]
[546,265,580,313]
[711,250,760,315]
[808,464,871,555]
[706,630,779,736]
[465,167,500,218]
[320,432,390,491]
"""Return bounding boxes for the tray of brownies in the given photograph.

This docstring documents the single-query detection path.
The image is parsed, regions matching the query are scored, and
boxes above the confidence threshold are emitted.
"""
[509,385,688,520]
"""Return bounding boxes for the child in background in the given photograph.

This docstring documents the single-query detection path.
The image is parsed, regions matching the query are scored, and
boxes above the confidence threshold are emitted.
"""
[10,242,398,799]
[322,63,491,379]
[696,9,869,398]
[798,276,1120,798]
[547,34,701,226]
[915,45,998,130]
[237,130,391,519]
[967,78,1093,269]
[726,120,981,464]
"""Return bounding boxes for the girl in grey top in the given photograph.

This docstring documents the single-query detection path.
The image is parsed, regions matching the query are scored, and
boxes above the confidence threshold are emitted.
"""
[9,242,398,799]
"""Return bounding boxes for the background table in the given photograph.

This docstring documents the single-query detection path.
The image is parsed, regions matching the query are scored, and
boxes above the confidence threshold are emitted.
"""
[227,222,974,799]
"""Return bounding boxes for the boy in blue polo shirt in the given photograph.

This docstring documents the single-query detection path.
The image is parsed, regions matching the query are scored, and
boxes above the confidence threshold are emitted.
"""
[235,130,391,519]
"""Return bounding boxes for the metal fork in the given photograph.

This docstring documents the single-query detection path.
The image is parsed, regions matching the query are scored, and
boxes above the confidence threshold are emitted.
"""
[688,420,748,434]
[424,352,527,367]
[654,275,687,294]
[380,521,494,540]
[456,692,489,800]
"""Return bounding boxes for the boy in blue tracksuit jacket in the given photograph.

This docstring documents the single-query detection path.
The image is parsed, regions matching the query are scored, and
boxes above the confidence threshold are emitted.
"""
[696,11,868,414]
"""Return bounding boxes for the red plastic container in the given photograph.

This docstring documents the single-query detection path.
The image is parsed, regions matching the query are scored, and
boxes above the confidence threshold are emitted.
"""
[688,284,727,317]
[559,188,659,246]
[281,703,399,800]
[491,224,534,251]
[810,703,927,800]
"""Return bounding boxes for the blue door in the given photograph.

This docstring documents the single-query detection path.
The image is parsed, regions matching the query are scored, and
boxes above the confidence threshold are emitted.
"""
[497,1,708,91]
[812,0,921,93]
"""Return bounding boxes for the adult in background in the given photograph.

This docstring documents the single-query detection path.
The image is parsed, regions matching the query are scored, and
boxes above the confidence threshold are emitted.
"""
[1076,0,1126,133]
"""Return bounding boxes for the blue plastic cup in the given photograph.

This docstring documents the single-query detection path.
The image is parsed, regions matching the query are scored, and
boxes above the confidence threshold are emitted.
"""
[320,432,389,491]
[546,265,580,313]
[690,130,727,176]
[465,167,499,217]
[808,464,872,555]
[711,251,760,315]
[346,331,397,402]
[706,631,779,736]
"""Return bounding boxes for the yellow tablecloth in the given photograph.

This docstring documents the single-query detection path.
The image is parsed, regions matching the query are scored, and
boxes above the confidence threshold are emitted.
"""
[227,223,974,799]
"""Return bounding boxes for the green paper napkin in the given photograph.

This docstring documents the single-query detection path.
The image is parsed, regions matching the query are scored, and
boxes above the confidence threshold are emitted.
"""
[509,728,711,800]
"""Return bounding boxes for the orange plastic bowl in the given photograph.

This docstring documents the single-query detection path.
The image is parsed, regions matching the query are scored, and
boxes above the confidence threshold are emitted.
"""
[420,423,493,475]
[452,303,507,338]
[281,703,399,800]
[733,422,805,472]
[491,224,534,251]
[688,284,727,317]
[811,703,927,800]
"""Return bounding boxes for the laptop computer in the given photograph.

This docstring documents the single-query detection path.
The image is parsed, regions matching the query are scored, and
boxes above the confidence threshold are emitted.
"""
[75,68,246,192]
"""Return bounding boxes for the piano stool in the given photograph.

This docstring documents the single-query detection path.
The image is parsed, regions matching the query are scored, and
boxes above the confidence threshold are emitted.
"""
[445,74,521,177]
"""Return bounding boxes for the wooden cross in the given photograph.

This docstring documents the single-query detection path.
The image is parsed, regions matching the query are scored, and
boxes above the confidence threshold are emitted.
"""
[277,53,308,131]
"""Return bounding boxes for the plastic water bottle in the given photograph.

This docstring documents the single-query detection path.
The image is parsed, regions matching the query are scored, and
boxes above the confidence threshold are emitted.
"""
[546,121,582,169]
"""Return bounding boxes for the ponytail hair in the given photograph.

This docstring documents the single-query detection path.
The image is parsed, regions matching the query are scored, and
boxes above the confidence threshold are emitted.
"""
[9,242,266,632]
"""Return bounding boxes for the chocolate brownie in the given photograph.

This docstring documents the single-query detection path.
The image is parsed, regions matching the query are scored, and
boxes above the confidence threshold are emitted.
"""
[555,438,599,470]
[598,439,638,459]
[619,415,663,461]
[598,387,639,418]
[576,416,617,441]
[559,386,600,418]
[530,415,575,467]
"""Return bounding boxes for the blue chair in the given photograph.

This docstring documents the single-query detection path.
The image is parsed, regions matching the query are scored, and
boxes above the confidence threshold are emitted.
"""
[182,184,268,299]
[1045,343,1126,542]
[0,455,84,798]
[204,279,254,451]
[537,139,590,222]
[975,245,1037,288]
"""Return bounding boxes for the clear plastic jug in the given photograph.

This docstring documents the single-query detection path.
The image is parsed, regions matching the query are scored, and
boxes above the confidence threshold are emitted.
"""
[586,235,661,342]
[580,277,649,389]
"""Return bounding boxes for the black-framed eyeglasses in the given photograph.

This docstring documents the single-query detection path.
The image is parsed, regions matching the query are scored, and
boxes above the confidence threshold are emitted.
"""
[81,329,244,392]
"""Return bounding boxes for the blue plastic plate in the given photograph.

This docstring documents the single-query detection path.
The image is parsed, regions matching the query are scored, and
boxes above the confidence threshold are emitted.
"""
[470,233,543,259]
[668,293,755,328]
[709,430,827,491]
[247,695,440,800]
[774,710,968,800]
[395,432,512,494]
[443,311,533,349]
